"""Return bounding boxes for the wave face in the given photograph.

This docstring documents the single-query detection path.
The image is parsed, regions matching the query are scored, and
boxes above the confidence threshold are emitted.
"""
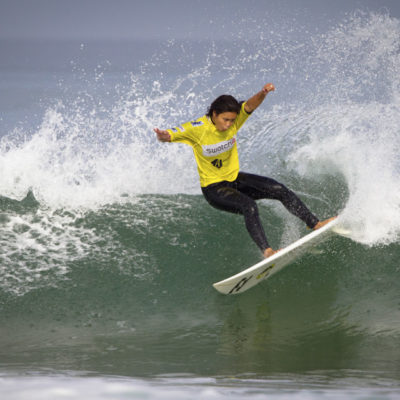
[1,11,400,385]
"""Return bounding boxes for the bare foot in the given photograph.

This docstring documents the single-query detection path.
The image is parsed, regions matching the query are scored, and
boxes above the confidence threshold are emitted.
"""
[263,247,282,258]
[313,216,337,230]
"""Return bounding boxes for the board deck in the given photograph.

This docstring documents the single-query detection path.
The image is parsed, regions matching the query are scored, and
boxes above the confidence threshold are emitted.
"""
[213,218,345,295]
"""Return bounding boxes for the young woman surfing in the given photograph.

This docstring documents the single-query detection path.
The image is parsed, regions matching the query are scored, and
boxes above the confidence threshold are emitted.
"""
[154,83,335,258]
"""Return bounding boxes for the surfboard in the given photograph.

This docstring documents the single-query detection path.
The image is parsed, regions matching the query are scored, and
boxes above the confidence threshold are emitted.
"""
[213,218,347,295]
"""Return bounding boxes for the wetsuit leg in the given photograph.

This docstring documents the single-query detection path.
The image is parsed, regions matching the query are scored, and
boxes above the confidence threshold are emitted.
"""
[201,172,319,252]
[202,182,269,251]
[235,172,319,228]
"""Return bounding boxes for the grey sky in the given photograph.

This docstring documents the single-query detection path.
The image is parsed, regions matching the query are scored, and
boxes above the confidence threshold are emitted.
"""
[1,0,400,41]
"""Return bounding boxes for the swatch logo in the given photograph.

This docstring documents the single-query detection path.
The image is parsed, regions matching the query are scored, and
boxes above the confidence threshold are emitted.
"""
[202,137,236,157]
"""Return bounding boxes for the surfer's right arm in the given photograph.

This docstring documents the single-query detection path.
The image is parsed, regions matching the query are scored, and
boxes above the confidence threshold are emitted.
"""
[154,128,171,142]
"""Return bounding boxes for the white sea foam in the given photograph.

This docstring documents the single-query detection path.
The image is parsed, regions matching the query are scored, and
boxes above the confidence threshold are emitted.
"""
[287,14,400,246]
[0,209,95,295]
[290,103,400,246]
[0,103,198,209]
[1,373,399,400]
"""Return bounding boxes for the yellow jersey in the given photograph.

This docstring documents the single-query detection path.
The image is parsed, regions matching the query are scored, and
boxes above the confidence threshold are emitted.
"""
[167,102,251,187]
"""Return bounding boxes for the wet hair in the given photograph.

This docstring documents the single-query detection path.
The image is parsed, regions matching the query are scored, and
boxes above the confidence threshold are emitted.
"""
[206,95,242,117]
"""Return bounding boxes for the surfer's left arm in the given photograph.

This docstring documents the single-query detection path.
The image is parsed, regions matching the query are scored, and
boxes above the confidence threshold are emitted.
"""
[244,83,275,113]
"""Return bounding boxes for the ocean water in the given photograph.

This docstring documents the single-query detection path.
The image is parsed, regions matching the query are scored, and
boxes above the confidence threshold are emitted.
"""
[1,11,400,400]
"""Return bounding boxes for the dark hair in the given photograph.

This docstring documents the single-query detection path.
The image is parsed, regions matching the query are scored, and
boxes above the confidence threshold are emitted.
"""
[206,95,242,117]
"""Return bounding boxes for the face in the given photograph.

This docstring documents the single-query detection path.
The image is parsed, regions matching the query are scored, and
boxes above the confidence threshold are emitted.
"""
[212,111,237,132]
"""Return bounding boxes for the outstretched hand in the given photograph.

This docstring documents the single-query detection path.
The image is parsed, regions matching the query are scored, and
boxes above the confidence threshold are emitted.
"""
[154,128,171,142]
[262,83,275,94]
[244,83,275,113]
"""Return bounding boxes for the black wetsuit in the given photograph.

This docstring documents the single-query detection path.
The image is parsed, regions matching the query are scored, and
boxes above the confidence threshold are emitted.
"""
[201,172,319,251]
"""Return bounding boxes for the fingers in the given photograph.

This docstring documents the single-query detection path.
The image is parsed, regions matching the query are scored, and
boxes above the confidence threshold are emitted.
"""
[154,128,171,142]
[262,83,275,94]
[154,127,167,135]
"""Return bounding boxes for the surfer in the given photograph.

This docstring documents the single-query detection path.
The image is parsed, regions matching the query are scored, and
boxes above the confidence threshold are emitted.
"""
[154,83,335,258]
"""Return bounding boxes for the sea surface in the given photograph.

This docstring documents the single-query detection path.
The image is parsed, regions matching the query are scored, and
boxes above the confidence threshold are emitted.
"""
[1,11,400,400]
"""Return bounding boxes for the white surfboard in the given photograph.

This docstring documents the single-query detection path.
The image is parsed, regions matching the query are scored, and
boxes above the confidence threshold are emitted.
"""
[213,218,347,295]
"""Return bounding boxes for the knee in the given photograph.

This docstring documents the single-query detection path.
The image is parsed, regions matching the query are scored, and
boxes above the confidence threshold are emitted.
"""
[242,200,259,217]
[271,182,292,200]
